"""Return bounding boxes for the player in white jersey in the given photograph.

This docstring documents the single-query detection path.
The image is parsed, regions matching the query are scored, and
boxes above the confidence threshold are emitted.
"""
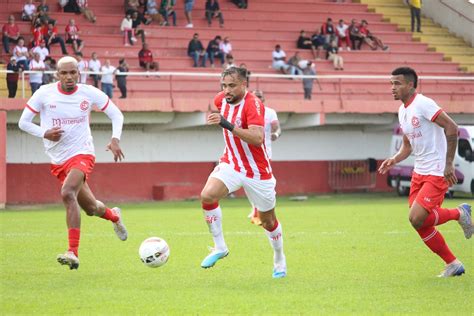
[18,56,128,270]
[248,89,281,225]
[379,67,472,277]
[200,67,287,278]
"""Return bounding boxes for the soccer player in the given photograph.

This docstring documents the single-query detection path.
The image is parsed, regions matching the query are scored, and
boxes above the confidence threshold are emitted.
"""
[18,56,128,270]
[379,67,472,277]
[200,67,287,278]
[248,89,281,226]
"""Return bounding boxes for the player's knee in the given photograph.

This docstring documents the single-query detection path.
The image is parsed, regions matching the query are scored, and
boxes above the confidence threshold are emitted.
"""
[409,214,424,230]
[200,189,218,204]
[260,217,275,231]
[60,186,76,204]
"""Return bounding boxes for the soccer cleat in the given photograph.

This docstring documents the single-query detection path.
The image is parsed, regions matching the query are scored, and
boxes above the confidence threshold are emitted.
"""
[57,251,79,270]
[112,207,128,241]
[201,247,229,268]
[457,203,472,239]
[272,264,287,279]
[438,260,465,277]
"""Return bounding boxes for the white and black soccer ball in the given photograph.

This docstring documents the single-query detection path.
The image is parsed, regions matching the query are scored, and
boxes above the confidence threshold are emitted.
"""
[139,237,170,268]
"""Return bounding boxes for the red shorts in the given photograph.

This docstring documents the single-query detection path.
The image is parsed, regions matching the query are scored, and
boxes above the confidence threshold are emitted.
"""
[50,154,95,184]
[408,172,448,212]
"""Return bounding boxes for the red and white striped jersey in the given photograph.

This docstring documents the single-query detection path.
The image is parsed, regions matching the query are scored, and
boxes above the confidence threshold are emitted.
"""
[215,91,273,180]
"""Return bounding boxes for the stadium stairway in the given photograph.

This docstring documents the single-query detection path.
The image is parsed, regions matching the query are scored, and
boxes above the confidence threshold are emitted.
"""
[0,0,472,108]
[356,0,474,73]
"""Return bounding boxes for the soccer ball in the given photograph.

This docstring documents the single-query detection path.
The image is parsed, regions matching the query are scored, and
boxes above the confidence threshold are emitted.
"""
[139,237,170,268]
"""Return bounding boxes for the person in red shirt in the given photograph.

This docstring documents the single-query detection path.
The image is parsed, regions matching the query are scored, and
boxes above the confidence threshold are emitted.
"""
[45,20,68,55]
[359,20,389,51]
[138,43,159,71]
[2,15,20,54]
[199,67,287,279]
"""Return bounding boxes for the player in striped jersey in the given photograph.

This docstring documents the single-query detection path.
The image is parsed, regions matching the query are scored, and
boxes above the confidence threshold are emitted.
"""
[199,67,287,278]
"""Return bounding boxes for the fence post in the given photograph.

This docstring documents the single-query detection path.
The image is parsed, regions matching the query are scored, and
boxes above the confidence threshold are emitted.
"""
[21,71,25,98]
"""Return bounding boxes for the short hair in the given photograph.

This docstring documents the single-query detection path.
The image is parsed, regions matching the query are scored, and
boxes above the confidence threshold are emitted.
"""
[221,67,248,82]
[252,89,265,102]
[57,56,78,69]
[75,52,83,57]
[392,67,418,88]
[215,35,222,40]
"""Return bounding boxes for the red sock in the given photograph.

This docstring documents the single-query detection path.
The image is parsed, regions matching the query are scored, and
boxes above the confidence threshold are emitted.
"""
[101,208,119,222]
[202,202,219,211]
[421,207,460,228]
[417,226,456,264]
[68,228,80,257]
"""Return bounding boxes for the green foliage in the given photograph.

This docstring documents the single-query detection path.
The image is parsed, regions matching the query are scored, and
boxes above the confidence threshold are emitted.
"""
[0,194,472,315]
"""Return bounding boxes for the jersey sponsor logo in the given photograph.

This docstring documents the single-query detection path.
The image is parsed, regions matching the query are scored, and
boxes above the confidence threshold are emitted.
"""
[49,104,57,109]
[52,116,87,127]
[411,116,420,128]
[80,100,90,111]
[406,131,422,140]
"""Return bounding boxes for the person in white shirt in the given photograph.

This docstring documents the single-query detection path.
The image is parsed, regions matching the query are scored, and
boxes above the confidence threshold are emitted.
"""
[28,52,45,94]
[336,19,351,51]
[13,37,30,70]
[218,36,232,57]
[22,0,36,21]
[272,44,289,74]
[18,56,127,270]
[32,40,49,62]
[88,52,101,87]
[248,89,281,226]
[120,13,136,46]
[380,67,472,277]
[76,52,88,84]
[100,59,117,98]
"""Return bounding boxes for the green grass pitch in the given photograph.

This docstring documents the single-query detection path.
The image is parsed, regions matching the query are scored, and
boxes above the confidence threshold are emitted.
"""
[0,193,472,315]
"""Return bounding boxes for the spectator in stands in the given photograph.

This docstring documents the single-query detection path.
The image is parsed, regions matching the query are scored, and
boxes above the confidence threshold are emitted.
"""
[89,51,101,87]
[302,61,316,100]
[219,37,232,57]
[116,58,129,99]
[159,0,177,26]
[29,52,45,95]
[146,0,163,24]
[101,59,117,98]
[408,0,422,33]
[297,30,316,59]
[326,40,344,70]
[76,52,88,84]
[310,29,326,59]
[222,53,236,69]
[37,0,50,15]
[287,51,302,76]
[6,56,22,98]
[206,35,225,68]
[42,56,56,84]
[65,19,84,53]
[360,20,389,51]
[2,15,20,54]
[138,43,159,71]
[336,19,351,51]
[77,0,97,23]
[272,44,290,74]
[184,0,195,28]
[32,40,49,62]
[61,0,79,13]
[45,21,68,55]
[121,14,137,46]
[125,0,141,15]
[240,62,251,87]
[34,0,53,26]
[13,37,30,70]
[206,0,224,28]
[187,33,208,67]
[231,0,247,9]
[131,11,146,44]
[22,0,37,22]
[320,18,336,45]
[349,18,363,50]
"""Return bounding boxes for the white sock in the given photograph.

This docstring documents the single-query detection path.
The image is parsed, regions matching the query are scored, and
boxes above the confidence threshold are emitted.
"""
[264,221,285,268]
[203,204,227,252]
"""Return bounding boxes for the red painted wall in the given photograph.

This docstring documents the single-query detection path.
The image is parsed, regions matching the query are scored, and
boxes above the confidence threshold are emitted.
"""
[6,161,390,204]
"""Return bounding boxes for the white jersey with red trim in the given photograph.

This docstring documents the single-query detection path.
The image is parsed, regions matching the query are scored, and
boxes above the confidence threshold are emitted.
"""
[215,91,272,180]
[26,82,110,164]
[264,106,278,159]
[398,93,446,176]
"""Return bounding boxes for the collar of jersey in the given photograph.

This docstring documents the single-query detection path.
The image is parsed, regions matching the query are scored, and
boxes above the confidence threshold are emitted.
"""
[403,92,417,108]
[57,82,78,95]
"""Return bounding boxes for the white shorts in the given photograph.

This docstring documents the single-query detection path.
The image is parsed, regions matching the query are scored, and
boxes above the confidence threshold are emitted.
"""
[210,163,276,212]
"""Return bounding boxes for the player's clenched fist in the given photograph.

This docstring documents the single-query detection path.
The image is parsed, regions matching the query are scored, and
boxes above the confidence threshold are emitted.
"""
[44,127,64,141]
